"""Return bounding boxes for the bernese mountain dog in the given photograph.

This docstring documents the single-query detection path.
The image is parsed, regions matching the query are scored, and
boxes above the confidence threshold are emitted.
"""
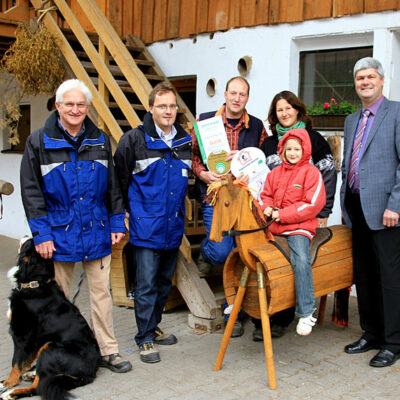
[0,238,100,400]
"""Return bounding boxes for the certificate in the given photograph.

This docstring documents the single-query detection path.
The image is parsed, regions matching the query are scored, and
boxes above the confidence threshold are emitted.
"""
[193,115,231,175]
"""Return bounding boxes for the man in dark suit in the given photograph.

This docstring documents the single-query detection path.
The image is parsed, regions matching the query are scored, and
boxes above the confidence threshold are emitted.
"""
[340,57,400,367]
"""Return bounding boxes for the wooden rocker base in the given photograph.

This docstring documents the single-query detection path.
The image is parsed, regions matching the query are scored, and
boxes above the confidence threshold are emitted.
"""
[214,263,277,390]
[213,262,328,390]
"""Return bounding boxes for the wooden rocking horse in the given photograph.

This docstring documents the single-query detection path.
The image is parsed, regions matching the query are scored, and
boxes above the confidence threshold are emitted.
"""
[208,175,353,390]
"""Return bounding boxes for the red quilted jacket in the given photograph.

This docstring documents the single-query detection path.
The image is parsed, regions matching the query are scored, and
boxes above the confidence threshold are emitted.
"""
[260,129,326,239]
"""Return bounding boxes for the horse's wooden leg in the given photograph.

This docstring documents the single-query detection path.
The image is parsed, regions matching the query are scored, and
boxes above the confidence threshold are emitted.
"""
[214,266,250,371]
[257,262,277,390]
[317,295,327,324]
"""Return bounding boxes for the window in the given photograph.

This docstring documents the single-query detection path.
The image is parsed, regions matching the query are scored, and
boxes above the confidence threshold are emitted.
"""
[299,47,373,107]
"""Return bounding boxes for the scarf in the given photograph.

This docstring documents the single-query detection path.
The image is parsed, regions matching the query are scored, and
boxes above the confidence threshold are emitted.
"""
[276,120,306,140]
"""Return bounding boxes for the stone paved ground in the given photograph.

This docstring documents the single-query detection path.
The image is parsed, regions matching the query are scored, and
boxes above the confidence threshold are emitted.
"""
[0,234,399,400]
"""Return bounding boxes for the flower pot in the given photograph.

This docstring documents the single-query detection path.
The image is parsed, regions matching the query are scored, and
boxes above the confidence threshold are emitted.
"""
[310,114,348,130]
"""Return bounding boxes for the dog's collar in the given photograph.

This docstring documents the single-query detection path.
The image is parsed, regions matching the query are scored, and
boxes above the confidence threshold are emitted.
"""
[19,279,51,290]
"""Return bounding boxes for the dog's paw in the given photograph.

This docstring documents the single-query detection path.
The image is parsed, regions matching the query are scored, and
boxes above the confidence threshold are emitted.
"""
[0,388,15,400]
[22,370,36,381]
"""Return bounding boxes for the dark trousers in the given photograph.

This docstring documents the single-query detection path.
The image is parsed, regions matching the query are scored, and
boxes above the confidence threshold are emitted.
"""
[346,191,400,353]
[133,246,179,346]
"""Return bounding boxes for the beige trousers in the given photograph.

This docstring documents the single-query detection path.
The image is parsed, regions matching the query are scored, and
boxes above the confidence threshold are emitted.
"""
[54,254,118,356]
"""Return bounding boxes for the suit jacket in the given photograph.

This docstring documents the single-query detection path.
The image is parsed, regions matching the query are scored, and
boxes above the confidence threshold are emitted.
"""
[340,97,400,230]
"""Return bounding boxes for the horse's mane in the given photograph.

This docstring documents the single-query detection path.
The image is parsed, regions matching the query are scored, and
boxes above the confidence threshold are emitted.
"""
[204,178,273,241]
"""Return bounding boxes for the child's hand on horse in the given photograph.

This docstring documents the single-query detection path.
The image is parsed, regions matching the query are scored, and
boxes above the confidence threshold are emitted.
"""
[264,207,273,217]
[272,210,280,221]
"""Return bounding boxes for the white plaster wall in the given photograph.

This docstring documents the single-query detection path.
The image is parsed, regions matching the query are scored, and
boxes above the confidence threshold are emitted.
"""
[148,11,400,226]
[0,83,51,239]
[2,11,400,238]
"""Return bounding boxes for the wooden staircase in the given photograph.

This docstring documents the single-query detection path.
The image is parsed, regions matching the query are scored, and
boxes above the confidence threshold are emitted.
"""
[29,0,223,331]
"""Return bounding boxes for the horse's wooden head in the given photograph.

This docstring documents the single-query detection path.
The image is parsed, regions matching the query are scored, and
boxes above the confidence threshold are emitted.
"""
[209,175,251,242]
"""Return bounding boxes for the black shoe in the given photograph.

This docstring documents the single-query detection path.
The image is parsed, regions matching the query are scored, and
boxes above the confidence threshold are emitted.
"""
[139,342,161,363]
[252,327,263,342]
[271,323,285,338]
[344,337,380,354]
[99,353,132,372]
[154,328,177,345]
[369,349,400,367]
[231,320,244,337]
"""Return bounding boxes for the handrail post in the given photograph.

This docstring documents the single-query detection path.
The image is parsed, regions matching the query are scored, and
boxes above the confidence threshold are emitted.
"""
[98,38,109,133]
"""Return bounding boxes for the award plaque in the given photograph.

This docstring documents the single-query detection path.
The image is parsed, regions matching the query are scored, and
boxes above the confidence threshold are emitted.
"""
[207,150,231,175]
[193,115,231,175]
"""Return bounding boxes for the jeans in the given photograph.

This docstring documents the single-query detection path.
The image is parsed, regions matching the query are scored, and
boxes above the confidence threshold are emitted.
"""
[201,203,235,265]
[133,246,179,346]
[287,235,316,318]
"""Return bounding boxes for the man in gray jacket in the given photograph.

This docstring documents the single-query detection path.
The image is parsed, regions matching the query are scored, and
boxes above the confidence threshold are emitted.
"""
[340,57,400,367]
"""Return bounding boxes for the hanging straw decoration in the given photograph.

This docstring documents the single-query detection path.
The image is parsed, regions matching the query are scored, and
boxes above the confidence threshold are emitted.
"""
[1,20,65,96]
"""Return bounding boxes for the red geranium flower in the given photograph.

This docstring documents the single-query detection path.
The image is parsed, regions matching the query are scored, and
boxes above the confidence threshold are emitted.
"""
[330,98,337,104]
[324,102,330,110]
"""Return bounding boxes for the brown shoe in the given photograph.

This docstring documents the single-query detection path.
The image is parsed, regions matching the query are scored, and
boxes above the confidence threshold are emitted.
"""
[99,353,132,373]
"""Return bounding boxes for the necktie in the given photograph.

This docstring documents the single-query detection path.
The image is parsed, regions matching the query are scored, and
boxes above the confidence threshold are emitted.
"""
[348,109,370,189]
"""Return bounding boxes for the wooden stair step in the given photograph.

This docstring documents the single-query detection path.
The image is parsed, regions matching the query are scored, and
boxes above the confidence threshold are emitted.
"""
[109,102,146,111]
[116,120,132,127]
[79,58,154,73]
[63,29,145,53]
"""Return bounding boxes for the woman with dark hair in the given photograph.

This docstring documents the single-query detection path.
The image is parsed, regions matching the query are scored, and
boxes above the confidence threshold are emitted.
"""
[253,91,337,340]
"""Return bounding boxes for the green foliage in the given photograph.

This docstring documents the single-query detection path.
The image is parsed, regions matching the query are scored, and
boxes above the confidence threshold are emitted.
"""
[307,98,360,115]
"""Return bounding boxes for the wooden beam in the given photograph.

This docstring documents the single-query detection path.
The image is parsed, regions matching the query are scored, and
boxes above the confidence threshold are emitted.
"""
[240,0,256,27]
[167,0,180,39]
[153,0,168,41]
[175,252,220,319]
[304,0,333,20]
[29,0,124,142]
[333,0,363,17]
[51,0,141,130]
[254,0,270,25]
[179,0,196,38]
[365,0,398,13]
[97,38,109,132]
[196,0,209,33]
[141,0,155,43]
[75,0,152,109]
[208,0,229,31]
[132,0,143,38]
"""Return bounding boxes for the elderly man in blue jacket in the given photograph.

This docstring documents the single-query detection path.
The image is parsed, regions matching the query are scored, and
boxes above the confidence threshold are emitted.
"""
[20,79,132,373]
[114,82,192,363]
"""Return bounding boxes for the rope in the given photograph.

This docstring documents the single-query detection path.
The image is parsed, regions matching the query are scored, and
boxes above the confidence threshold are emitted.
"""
[37,6,58,24]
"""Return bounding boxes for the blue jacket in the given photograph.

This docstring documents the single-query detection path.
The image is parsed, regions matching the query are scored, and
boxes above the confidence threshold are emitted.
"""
[20,111,126,262]
[114,112,192,250]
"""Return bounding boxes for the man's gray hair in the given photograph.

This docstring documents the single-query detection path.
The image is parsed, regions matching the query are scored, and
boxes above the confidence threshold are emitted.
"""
[353,57,384,79]
[55,79,93,104]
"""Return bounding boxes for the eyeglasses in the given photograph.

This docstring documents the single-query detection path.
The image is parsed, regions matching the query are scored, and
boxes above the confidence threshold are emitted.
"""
[61,102,88,110]
[153,104,178,111]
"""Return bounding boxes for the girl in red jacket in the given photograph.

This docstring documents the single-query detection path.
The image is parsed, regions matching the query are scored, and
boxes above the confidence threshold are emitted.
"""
[260,129,326,335]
